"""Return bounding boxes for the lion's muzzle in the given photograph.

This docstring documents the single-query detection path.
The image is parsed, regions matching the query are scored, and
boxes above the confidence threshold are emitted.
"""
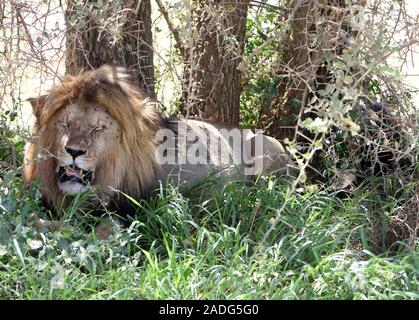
[57,165,94,186]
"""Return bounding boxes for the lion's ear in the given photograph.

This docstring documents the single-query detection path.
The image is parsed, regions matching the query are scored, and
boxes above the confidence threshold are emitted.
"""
[27,95,48,120]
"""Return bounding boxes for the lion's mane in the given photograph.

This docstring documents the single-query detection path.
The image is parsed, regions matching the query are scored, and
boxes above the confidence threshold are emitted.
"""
[24,66,161,211]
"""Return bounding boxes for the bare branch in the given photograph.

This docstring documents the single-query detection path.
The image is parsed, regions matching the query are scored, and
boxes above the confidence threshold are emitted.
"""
[154,0,186,58]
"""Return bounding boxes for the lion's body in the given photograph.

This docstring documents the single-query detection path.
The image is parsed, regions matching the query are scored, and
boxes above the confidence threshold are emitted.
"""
[24,66,291,218]
[156,118,291,191]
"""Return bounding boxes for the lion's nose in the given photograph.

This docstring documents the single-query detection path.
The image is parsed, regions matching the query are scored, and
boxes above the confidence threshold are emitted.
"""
[65,147,86,159]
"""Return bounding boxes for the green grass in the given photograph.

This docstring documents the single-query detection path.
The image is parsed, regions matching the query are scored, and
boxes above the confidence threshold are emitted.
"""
[0,173,417,300]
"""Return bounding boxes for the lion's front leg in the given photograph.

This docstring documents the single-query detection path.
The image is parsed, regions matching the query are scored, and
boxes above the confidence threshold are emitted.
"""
[95,222,113,240]
[29,213,61,230]
[95,217,123,240]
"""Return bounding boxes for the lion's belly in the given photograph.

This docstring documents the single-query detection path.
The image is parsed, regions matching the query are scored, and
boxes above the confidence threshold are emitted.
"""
[158,162,244,192]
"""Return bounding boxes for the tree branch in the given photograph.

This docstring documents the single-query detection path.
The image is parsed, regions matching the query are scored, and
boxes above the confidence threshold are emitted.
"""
[0,133,17,171]
[154,0,185,58]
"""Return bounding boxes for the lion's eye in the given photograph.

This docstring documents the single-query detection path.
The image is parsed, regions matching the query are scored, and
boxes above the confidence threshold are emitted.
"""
[57,121,69,129]
[93,126,107,133]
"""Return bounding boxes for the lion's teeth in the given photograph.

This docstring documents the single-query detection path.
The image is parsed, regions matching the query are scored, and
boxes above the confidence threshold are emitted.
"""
[62,165,86,178]
[65,167,77,177]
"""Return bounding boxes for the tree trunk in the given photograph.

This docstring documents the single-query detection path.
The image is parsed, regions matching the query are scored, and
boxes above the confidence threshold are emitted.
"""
[257,0,357,141]
[181,0,249,127]
[65,0,155,98]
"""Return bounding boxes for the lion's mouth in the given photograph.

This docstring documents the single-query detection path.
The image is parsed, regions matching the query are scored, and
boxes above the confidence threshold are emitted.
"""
[57,165,94,185]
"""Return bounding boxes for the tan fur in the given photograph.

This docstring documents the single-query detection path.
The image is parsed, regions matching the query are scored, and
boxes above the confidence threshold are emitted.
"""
[24,66,161,210]
[25,65,292,214]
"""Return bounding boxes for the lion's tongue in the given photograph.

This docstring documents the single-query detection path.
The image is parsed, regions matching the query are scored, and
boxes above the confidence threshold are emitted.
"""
[65,167,83,177]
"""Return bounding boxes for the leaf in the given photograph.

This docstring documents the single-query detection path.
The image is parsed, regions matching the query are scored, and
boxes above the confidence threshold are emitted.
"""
[318,89,327,97]
[12,238,25,265]
[314,140,323,149]
[0,245,7,257]
[57,238,70,251]
[77,20,86,29]
[27,239,43,250]
[300,117,329,133]
[50,270,65,289]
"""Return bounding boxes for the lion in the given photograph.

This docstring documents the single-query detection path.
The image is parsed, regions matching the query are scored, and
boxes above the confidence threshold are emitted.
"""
[24,65,292,235]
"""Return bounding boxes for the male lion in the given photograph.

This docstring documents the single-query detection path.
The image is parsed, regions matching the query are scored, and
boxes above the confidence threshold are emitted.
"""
[24,66,292,234]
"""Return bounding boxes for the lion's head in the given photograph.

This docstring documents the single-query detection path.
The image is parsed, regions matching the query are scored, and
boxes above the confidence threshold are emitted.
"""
[24,65,161,209]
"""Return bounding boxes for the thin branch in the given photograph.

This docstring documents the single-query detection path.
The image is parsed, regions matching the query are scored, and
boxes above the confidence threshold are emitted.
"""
[154,0,185,58]
[238,0,303,72]
[14,4,46,63]
[0,134,17,171]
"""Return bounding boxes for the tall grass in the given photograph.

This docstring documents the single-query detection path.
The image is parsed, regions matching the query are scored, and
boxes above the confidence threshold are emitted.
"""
[0,174,417,300]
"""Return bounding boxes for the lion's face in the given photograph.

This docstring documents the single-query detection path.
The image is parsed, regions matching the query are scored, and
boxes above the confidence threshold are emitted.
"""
[52,103,120,194]
[25,66,166,210]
